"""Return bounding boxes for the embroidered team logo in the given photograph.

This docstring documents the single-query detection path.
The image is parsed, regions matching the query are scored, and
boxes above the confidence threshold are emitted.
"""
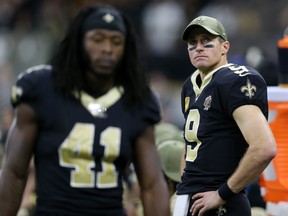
[203,95,212,111]
[194,17,205,25]
[185,97,190,112]
[103,13,114,23]
[240,78,256,99]
[11,85,23,104]
[217,206,227,216]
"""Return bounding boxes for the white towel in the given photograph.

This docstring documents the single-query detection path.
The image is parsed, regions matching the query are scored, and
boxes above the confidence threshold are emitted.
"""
[173,194,191,216]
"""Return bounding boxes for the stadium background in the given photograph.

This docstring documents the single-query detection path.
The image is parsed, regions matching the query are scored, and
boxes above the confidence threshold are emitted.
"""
[0,1,288,215]
[0,0,287,128]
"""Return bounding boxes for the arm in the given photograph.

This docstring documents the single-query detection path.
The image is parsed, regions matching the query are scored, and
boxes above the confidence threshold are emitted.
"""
[191,105,276,216]
[19,159,36,212]
[0,103,38,216]
[227,104,276,192]
[134,125,170,216]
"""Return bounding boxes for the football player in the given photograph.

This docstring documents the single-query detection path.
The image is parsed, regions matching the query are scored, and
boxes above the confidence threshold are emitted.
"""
[0,4,170,216]
[174,16,276,216]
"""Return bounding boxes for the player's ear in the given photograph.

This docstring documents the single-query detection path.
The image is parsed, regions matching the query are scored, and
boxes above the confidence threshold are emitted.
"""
[221,40,230,55]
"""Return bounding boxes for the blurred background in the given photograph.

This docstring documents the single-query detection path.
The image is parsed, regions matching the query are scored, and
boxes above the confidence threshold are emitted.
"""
[0,0,287,136]
[0,1,287,215]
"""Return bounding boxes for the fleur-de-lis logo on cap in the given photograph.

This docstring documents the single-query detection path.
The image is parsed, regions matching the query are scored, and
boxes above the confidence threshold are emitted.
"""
[240,78,257,99]
[195,17,205,25]
[103,13,114,23]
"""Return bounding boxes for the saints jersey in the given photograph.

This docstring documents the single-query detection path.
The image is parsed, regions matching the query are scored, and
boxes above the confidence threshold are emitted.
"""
[176,63,268,196]
[11,65,161,215]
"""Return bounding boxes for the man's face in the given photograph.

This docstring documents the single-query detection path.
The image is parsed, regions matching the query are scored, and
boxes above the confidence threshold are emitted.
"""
[83,29,125,76]
[186,27,229,73]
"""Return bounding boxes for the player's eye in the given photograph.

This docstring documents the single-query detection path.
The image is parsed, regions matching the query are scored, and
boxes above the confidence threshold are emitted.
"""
[187,39,197,51]
[202,38,211,44]
[188,44,196,51]
[111,37,124,46]
[88,34,104,43]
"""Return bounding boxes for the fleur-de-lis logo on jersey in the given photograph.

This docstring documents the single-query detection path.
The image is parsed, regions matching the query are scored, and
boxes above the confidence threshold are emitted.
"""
[217,206,227,216]
[103,13,114,23]
[203,95,212,111]
[11,85,23,104]
[240,78,257,99]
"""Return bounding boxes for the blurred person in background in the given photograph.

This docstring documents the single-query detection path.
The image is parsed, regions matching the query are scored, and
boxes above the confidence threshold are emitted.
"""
[0,3,169,216]
[174,15,276,216]
[121,122,186,216]
[155,122,185,215]
[245,46,278,86]
[141,0,191,81]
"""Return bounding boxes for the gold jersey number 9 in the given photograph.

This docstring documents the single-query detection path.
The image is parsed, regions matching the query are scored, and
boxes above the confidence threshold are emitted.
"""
[185,109,201,162]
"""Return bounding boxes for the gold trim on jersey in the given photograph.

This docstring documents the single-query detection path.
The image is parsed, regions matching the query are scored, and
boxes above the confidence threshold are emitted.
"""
[185,97,190,112]
[74,86,124,118]
[190,64,233,100]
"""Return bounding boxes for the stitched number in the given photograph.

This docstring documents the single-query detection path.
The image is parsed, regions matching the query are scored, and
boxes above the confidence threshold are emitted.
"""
[59,123,120,188]
[228,65,251,76]
[97,127,121,188]
[185,109,201,162]
[59,123,95,187]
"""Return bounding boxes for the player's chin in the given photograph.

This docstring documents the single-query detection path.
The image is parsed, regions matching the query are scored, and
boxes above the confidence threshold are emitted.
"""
[90,67,114,77]
[194,62,210,71]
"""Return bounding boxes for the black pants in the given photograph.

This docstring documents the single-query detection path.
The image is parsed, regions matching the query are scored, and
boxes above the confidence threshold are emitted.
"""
[187,192,251,216]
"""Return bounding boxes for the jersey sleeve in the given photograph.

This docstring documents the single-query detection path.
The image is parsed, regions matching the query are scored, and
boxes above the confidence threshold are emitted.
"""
[219,66,268,118]
[10,65,52,108]
[142,91,161,125]
[180,76,192,115]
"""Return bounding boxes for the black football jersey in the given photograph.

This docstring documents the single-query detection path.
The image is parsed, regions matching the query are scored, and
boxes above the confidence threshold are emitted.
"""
[176,63,268,196]
[11,65,161,215]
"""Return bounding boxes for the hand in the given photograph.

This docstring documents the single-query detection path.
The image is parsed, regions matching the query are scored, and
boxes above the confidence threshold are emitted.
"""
[190,191,226,216]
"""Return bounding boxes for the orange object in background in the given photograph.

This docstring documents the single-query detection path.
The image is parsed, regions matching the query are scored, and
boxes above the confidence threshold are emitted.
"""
[260,26,288,206]
[260,87,288,203]
[259,25,288,216]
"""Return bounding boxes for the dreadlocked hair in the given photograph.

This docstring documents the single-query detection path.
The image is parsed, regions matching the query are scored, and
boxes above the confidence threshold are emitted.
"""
[114,9,151,106]
[49,3,151,106]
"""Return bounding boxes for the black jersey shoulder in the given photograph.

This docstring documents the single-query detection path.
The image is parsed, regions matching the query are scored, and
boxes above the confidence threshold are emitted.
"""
[214,64,266,86]
[215,64,268,117]
[11,64,53,107]
[141,90,161,124]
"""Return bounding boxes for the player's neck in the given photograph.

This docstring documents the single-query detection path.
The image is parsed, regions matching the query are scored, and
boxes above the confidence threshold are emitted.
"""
[85,72,114,95]
[199,58,228,80]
